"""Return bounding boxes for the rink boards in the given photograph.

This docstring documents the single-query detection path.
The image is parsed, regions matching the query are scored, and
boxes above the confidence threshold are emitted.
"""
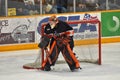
[0,10,120,51]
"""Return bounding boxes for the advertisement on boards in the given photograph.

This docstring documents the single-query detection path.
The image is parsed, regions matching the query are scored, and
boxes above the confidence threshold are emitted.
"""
[37,13,101,41]
[0,18,37,45]
[102,11,120,37]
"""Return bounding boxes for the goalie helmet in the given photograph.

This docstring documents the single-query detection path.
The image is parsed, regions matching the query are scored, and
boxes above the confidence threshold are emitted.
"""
[49,15,58,22]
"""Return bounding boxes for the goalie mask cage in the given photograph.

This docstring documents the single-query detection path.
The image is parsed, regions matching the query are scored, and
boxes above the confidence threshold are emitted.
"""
[23,20,101,69]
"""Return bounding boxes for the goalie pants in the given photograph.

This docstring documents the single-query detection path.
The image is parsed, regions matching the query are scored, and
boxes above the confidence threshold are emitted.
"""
[45,40,79,70]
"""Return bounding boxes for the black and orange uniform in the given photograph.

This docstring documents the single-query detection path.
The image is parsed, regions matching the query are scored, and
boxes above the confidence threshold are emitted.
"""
[44,20,80,71]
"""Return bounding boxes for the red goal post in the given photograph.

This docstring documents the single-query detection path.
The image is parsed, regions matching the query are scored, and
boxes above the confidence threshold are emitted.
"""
[23,19,101,70]
[41,20,101,65]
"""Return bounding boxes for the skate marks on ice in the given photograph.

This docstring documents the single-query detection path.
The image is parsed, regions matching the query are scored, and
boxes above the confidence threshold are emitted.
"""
[0,42,120,80]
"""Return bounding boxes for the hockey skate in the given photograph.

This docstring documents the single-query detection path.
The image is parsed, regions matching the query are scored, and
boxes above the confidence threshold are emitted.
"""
[71,67,82,72]
[44,66,51,71]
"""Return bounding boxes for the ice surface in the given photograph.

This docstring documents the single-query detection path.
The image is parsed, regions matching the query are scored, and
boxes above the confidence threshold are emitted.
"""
[0,43,120,80]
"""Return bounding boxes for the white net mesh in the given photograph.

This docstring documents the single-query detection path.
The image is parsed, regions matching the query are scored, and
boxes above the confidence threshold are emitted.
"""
[23,49,42,69]
[73,45,99,63]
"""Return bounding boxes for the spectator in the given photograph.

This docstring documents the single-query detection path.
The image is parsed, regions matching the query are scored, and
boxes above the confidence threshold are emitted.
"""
[45,0,54,4]
[76,3,88,12]
[45,3,57,14]
[16,7,29,16]
[25,1,39,15]
[67,0,73,12]
[44,0,57,14]
[85,1,99,11]
[98,0,120,10]
[8,1,29,16]
[0,0,2,16]
[55,0,68,13]
[0,0,5,16]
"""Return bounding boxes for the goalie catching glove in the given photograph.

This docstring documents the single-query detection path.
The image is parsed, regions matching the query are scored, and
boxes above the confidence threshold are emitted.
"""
[38,36,50,48]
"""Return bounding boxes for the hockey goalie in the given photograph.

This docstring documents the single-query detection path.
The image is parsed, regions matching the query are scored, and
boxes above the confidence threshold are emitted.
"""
[38,15,81,72]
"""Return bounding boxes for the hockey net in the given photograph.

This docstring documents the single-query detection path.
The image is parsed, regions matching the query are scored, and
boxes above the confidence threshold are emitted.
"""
[23,20,101,69]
